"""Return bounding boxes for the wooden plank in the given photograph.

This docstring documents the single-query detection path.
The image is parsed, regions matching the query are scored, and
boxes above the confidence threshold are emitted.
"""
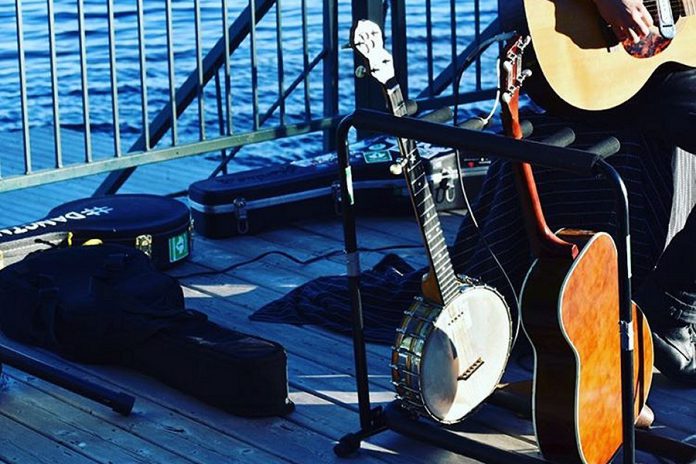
[4,369,291,464]
[0,407,97,464]
[0,336,392,464]
[0,369,197,464]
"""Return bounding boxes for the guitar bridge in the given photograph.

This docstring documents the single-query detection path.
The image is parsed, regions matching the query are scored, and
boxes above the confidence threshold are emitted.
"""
[458,357,485,381]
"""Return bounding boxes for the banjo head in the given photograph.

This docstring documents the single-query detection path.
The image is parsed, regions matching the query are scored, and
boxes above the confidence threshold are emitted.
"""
[393,283,512,424]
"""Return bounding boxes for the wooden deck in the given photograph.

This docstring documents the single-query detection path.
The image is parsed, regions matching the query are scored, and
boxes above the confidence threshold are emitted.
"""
[0,201,695,463]
[0,130,694,463]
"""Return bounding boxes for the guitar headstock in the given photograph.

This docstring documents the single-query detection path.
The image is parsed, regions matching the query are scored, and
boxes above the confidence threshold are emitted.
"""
[350,19,395,85]
[501,35,532,105]
[500,35,532,139]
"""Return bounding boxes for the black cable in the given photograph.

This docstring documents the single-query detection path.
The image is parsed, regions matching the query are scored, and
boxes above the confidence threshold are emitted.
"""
[453,151,522,346]
[450,36,523,346]
[169,244,423,280]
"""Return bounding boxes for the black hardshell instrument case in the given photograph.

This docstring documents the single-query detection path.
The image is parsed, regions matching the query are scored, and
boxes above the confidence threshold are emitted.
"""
[188,136,489,238]
[0,194,192,270]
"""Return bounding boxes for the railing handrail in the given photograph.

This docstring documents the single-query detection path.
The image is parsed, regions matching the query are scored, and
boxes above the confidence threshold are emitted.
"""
[2,1,499,196]
[95,0,277,196]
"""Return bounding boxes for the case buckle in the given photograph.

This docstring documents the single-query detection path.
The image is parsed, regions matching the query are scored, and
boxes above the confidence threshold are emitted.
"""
[434,167,457,205]
[135,234,153,257]
[234,198,249,234]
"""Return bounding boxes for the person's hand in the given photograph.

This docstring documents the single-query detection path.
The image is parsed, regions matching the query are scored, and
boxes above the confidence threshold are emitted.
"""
[592,0,654,42]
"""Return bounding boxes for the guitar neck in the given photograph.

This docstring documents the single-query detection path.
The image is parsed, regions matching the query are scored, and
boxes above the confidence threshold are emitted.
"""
[500,53,578,261]
[385,83,459,306]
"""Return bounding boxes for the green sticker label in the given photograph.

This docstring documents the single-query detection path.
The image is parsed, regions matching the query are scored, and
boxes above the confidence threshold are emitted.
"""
[363,150,391,164]
[168,232,190,262]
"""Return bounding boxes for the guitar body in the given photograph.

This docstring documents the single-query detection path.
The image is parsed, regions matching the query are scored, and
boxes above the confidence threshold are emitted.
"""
[521,230,654,464]
[524,0,696,110]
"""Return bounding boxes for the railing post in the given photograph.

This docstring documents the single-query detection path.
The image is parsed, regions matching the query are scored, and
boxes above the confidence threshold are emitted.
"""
[390,0,408,101]
[351,0,385,138]
[323,0,339,152]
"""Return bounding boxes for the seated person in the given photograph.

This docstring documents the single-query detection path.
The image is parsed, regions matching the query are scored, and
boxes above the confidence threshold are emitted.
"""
[458,0,696,384]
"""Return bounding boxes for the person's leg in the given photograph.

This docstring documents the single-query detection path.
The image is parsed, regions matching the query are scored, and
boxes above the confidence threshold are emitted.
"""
[636,206,696,384]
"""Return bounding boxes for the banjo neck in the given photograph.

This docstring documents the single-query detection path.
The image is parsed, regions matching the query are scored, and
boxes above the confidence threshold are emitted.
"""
[384,83,459,307]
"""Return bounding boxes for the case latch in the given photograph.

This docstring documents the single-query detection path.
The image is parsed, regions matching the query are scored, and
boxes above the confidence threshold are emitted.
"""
[234,197,249,234]
[434,167,457,205]
[135,234,153,257]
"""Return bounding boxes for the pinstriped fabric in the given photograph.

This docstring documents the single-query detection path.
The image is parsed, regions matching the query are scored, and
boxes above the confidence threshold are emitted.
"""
[251,111,675,344]
[667,148,696,244]
[452,112,674,316]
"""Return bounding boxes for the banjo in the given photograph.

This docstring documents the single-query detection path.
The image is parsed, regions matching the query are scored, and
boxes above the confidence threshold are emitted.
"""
[351,20,513,424]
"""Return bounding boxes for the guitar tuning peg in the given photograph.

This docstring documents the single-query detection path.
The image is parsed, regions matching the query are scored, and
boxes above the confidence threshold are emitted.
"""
[517,69,533,85]
[519,35,532,49]
[503,61,513,72]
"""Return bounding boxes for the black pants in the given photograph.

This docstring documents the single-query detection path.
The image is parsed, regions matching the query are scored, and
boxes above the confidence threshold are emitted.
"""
[639,208,696,325]
[537,65,696,325]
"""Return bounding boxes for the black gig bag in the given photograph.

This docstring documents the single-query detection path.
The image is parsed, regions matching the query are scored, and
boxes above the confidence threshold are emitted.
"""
[189,136,489,238]
[0,244,293,417]
[0,194,192,270]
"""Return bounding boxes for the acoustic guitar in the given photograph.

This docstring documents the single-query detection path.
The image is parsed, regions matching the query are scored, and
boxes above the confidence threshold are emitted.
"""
[522,0,696,110]
[351,20,513,424]
[502,36,655,464]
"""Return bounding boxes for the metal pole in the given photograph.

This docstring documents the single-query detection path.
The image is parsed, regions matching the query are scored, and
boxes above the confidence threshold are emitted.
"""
[336,115,372,429]
[46,0,62,168]
[107,0,121,158]
[137,0,150,151]
[165,0,178,146]
[275,0,286,125]
[15,0,31,174]
[77,0,92,163]
[300,0,311,121]
[322,0,338,152]
[594,159,636,464]
[390,0,408,100]
[249,0,260,130]
[194,0,206,141]
[0,345,134,416]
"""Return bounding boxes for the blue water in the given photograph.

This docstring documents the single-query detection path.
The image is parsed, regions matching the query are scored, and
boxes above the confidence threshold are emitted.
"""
[0,0,498,169]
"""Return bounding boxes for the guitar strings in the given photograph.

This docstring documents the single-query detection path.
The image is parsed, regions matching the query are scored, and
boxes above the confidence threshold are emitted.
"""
[643,0,687,17]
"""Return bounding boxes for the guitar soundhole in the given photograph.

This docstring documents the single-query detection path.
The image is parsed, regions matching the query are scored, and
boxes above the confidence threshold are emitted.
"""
[622,32,672,58]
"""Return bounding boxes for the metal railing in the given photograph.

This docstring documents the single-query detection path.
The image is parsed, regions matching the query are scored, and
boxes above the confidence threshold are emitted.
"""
[1,0,502,195]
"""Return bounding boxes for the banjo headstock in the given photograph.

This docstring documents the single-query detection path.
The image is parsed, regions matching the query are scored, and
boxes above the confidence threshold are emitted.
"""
[350,19,395,86]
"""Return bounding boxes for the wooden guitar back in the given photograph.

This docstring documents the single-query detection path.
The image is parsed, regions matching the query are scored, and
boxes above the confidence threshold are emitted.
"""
[522,230,653,464]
